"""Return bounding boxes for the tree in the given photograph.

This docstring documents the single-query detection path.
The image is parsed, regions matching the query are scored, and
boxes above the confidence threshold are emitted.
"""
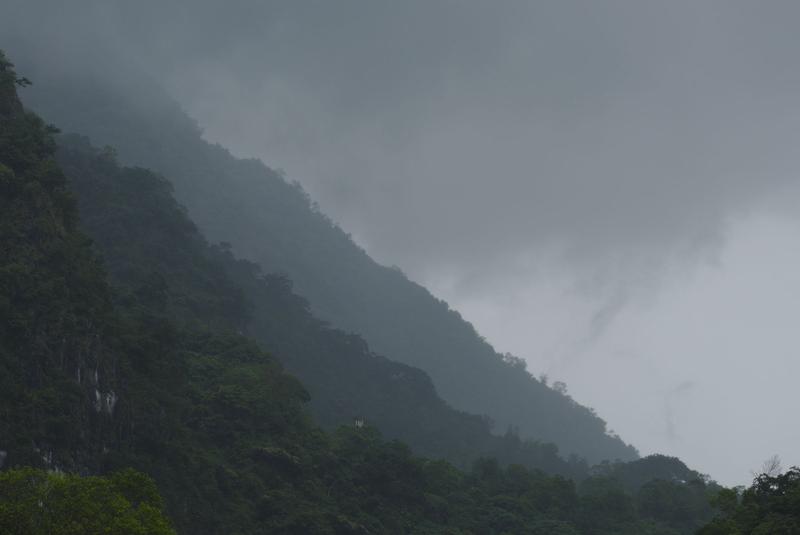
[699,466,800,534]
[0,468,176,535]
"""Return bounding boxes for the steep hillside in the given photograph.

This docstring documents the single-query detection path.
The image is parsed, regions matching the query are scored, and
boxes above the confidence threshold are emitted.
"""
[18,57,637,464]
[2,51,718,534]
[0,51,317,532]
[0,52,117,474]
[56,133,583,477]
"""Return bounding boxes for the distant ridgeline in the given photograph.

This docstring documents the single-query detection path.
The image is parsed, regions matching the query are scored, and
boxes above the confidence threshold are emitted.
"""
[55,132,583,478]
[10,48,792,534]
[16,44,636,466]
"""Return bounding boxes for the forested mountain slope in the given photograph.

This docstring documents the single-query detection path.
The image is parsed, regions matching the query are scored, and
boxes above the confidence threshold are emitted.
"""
[17,56,637,464]
[56,133,584,478]
[2,51,720,534]
[0,52,117,475]
[1,51,331,532]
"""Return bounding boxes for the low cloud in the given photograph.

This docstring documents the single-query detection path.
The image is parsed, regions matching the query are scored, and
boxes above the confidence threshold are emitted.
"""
[4,0,800,485]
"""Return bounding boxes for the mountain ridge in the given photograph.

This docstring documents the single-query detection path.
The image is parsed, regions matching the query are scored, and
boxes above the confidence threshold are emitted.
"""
[17,57,637,463]
[2,46,754,535]
[55,131,585,477]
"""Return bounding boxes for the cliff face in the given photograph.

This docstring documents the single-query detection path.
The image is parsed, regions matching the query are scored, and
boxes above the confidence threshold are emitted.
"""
[0,51,119,473]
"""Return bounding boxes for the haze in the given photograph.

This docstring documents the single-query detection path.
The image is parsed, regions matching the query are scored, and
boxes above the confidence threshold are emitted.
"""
[4,0,800,486]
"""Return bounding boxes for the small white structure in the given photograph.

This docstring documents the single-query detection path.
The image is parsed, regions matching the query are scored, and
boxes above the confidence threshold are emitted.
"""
[354,417,366,429]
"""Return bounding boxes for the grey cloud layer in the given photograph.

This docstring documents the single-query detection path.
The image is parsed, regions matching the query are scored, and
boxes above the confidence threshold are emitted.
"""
[4,0,800,485]
[4,1,799,288]
[130,1,800,287]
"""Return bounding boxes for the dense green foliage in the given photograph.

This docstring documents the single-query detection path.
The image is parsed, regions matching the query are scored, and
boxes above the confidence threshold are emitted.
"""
[0,51,116,473]
[17,57,637,464]
[0,468,175,535]
[699,467,800,534]
[0,51,730,533]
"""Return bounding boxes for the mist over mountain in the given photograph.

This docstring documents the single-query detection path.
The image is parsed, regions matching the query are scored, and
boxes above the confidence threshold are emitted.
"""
[55,132,589,478]
[13,46,636,464]
[8,0,797,273]
[5,1,798,264]
[3,1,799,484]
[2,1,800,531]
[0,50,739,533]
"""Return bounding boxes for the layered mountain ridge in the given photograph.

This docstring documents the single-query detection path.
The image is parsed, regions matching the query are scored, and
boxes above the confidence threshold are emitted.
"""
[16,53,637,464]
[2,50,728,534]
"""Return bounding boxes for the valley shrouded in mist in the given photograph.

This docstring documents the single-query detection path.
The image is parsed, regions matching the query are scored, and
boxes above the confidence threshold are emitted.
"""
[2,1,800,534]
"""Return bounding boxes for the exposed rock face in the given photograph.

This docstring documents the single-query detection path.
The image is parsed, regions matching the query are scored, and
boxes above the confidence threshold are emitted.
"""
[0,51,120,473]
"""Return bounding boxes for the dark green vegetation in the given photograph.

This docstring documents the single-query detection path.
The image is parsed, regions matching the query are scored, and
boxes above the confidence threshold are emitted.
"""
[699,467,800,535]
[17,55,637,464]
[0,468,175,535]
[0,51,115,473]
[1,49,775,534]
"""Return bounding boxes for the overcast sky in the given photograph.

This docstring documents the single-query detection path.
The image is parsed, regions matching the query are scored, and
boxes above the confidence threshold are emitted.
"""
[4,0,800,485]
